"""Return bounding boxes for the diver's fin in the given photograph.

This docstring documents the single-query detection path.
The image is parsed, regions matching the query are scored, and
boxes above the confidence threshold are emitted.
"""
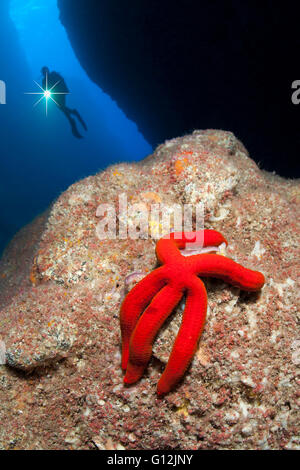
[72,109,88,131]
[70,117,83,139]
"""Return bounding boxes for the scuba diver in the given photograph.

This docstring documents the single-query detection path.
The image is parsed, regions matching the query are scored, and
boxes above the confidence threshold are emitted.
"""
[41,66,87,139]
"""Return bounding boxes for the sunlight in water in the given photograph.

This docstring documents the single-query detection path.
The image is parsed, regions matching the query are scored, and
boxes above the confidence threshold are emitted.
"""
[9,0,152,156]
[10,0,82,75]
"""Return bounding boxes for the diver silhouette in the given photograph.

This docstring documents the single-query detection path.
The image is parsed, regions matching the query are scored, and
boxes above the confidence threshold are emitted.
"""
[41,66,87,139]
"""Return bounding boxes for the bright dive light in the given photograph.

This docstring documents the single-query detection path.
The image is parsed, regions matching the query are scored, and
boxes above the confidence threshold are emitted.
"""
[25,73,69,115]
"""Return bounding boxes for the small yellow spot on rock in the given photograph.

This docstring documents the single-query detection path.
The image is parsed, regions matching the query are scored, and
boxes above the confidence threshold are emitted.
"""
[140,192,162,203]
[175,399,190,417]
[29,270,38,286]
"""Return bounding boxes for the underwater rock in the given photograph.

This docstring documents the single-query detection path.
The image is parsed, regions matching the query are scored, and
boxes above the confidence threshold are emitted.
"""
[0,130,299,449]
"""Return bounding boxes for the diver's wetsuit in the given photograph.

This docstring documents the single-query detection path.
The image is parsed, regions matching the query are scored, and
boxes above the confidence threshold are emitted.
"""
[42,71,87,139]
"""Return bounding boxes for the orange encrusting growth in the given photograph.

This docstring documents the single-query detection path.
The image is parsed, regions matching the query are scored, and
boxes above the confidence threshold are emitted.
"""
[120,230,265,395]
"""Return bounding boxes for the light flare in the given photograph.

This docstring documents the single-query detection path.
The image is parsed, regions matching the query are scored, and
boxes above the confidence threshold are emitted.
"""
[25,71,69,116]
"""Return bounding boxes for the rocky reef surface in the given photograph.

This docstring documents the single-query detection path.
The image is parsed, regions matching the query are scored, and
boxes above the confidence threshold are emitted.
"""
[0,130,299,449]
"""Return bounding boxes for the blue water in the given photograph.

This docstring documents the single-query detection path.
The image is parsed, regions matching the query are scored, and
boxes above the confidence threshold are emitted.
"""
[0,0,152,256]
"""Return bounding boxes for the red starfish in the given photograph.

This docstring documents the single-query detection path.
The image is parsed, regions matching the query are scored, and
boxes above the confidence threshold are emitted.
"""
[120,230,265,395]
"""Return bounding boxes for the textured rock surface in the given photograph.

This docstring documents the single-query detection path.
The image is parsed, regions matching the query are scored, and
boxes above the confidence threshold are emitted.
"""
[0,130,299,449]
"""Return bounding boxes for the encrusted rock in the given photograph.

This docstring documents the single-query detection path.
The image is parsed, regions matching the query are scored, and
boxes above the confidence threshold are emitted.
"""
[0,130,299,450]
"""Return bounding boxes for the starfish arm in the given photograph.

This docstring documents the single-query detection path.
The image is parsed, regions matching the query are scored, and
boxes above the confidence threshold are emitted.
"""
[169,230,227,249]
[124,284,183,385]
[156,238,182,264]
[120,267,167,370]
[190,254,265,291]
[157,277,207,396]
[156,230,227,264]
